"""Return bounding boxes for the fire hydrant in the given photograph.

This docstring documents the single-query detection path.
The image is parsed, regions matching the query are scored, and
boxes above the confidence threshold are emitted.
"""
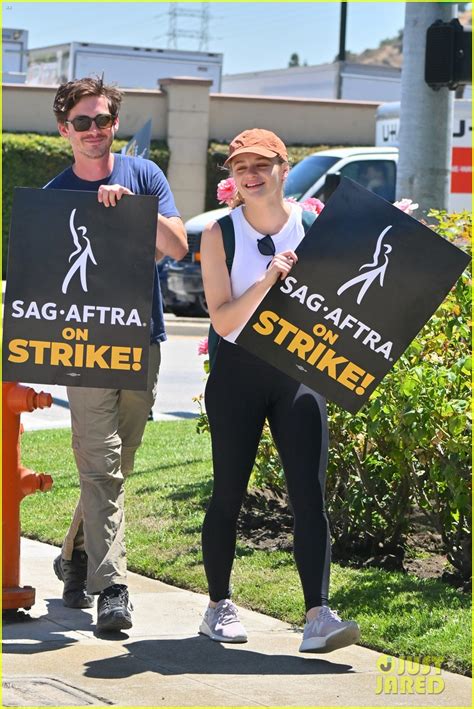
[2,382,53,610]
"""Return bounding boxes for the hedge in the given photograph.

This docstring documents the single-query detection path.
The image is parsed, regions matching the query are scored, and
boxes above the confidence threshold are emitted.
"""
[2,133,169,278]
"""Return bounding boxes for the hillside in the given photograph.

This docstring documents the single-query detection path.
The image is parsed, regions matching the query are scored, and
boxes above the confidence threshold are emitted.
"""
[345,7,472,69]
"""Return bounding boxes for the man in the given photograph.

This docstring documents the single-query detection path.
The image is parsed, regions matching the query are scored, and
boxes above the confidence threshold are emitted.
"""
[46,77,187,632]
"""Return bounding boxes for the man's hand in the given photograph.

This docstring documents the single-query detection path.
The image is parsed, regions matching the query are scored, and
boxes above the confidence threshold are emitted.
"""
[98,184,134,207]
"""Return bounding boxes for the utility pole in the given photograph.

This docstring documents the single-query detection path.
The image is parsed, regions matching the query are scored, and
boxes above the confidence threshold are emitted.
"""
[167,3,178,49]
[338,1,348,62]
[336,2,348,99]
[396,2,457,214]
[199,2,210,52]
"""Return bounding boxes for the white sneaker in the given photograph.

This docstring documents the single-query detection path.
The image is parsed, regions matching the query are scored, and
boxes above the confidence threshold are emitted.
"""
[199,599,248,643]
[299,606,360,653]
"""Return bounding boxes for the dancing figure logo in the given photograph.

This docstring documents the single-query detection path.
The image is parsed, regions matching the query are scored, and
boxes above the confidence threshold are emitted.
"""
[62,208,97,294]
[337,225,393,304]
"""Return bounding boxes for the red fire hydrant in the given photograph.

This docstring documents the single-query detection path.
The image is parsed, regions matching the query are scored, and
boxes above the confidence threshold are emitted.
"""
[2,382,53,610]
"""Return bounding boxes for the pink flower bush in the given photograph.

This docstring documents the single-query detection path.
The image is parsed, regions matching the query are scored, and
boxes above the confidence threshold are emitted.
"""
[216,178,237,205]
[298,197,325,214]
[394,198,419,215]
[198,337,209,356]
[283,196,325,214]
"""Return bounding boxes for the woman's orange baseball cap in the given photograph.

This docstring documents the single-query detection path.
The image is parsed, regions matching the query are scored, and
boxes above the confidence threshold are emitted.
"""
[224,128,288,165]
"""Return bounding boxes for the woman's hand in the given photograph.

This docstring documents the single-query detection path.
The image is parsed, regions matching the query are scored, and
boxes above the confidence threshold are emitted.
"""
[264,250,298,284]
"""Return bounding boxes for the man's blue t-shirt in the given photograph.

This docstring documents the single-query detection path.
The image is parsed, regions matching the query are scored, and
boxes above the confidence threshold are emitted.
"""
[44,153,180,343]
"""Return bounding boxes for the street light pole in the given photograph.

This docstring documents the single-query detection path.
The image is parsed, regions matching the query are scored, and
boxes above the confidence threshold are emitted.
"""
[396,2,456,214]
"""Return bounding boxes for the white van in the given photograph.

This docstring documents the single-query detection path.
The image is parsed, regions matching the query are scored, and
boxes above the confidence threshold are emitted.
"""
[284,146,398,202]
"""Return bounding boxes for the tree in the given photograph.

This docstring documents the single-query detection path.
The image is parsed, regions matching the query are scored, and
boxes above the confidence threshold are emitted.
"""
[288,53,300,68]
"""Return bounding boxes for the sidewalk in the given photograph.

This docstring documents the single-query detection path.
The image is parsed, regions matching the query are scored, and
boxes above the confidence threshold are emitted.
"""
[3,539,471,707]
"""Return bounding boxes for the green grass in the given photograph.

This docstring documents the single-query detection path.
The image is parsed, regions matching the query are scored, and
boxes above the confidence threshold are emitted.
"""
[20,420,471,675]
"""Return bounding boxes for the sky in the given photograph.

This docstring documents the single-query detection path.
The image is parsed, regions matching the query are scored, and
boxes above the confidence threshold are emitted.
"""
[3,1,410,75]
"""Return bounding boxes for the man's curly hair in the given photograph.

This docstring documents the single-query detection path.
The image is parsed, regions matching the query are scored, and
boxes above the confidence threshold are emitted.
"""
[53,76,124,122]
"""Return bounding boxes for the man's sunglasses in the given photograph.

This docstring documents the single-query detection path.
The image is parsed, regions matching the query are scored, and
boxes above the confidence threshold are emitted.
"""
[65,113,116,132]
[257,234,276,268]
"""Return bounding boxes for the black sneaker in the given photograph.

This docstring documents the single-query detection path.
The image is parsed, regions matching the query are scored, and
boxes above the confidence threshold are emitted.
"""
[53,551,94,609]
[96,584,133,632]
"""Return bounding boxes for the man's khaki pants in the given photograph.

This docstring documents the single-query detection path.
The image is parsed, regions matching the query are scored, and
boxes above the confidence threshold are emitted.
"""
[62,343,161,594]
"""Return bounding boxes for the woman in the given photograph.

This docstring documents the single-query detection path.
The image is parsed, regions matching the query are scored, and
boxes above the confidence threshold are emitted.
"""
[199,128,360,653]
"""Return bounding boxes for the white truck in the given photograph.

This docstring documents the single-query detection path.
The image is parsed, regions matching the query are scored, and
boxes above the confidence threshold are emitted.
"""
[2,28,28,84]
[376,100,472,213]
[26,41,223,91]
[222,62,402,102]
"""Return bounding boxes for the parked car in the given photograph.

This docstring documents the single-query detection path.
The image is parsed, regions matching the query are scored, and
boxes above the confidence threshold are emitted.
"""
[165,147,399,317]
[157,256,186,313]
[166,207,226,317]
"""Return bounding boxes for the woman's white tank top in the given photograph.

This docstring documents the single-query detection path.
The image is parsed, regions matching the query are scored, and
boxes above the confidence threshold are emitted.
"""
[224,202,305,343]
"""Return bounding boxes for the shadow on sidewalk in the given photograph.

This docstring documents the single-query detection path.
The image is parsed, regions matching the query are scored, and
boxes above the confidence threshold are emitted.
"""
[3,602,355,678]
[2,598,94,654]
[84,637,355,678]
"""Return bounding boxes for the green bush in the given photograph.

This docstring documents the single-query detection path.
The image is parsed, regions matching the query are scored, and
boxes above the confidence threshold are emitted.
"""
[402,211,471,577]
[2,133,169,278]
[3,134,72,273]
[196,210,472,578]
[205,142,228,212]
[325,211,471,576]
[205,142,344,212]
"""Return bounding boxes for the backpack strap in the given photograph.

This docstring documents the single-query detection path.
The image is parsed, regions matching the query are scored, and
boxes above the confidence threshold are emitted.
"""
[207,209,317,369]
[208,214,236,369]
[217,214,235,273]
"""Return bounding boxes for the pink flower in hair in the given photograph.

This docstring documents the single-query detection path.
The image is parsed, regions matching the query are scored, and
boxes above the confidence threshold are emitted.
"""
[198,338,209,356]
[217,178,238,205]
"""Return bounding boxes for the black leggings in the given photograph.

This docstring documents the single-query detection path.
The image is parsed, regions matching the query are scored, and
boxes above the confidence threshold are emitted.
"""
[202,338,331,611]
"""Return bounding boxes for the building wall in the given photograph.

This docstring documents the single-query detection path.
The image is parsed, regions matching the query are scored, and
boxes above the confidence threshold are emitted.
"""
[2,84,168,137]
[209,93,378,146]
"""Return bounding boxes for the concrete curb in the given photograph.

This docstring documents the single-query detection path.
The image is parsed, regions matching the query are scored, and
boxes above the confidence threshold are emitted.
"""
[164,314,209,337]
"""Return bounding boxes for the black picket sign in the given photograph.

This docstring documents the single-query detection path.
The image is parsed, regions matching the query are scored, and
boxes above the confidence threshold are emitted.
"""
[237,179,470,413]
[3,188,158,390]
